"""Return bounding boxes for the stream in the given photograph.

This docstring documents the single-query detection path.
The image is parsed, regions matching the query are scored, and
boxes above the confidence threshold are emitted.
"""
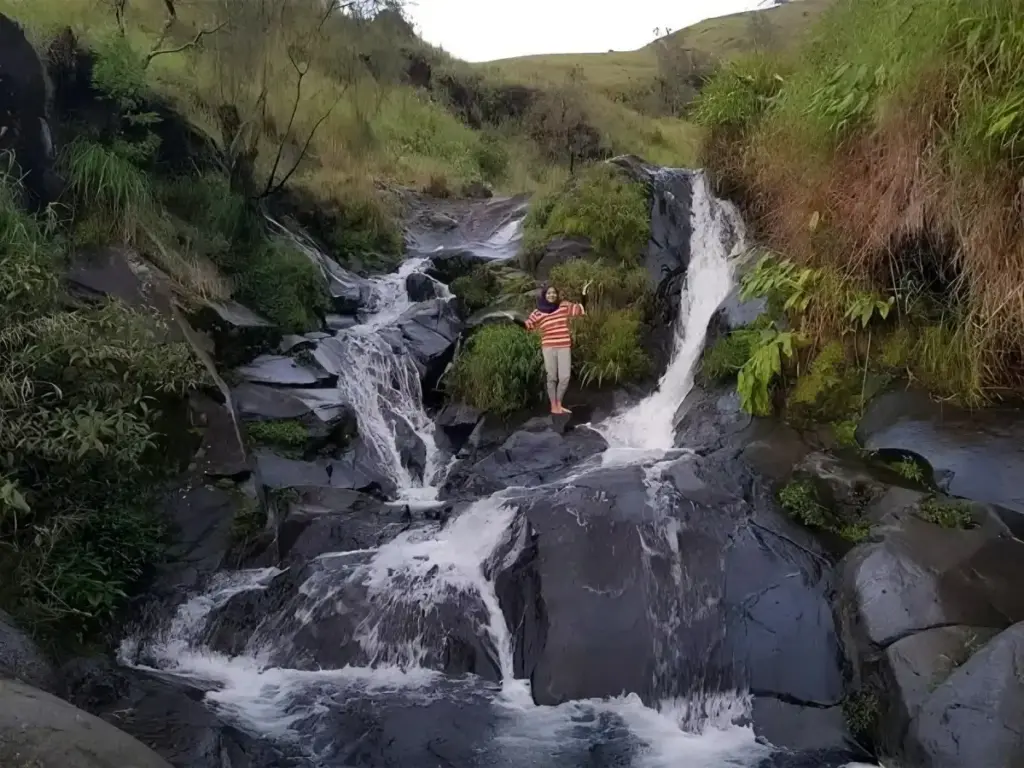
[118,171,877,768]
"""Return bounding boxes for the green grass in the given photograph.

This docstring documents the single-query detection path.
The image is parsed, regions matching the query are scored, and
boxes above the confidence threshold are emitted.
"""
[447,323,544,414]
[247,420,310,450]
[482,0,832,110]
[522,164,651,269]
[779,478,869,543]
[918,497,976,530]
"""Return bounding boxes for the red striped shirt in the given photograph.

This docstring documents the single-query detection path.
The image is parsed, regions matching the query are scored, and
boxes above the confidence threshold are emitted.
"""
[525,302,585,348]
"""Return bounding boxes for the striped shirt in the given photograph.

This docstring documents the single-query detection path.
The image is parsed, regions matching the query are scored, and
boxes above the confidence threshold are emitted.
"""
[525,302,585,348]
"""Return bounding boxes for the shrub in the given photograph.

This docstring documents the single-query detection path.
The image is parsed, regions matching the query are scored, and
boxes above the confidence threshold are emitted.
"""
[0,175,206,645]
[61,139,157,244]
[523,164,650,264]
[779,478,869,543]
[548,259,648,307]
[573,308,650,387]
[234,238,330,333]
[700,327,761,383]
[447,323,544,413]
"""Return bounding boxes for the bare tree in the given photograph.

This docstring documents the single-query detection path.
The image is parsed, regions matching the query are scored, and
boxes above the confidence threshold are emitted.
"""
[528,66,595,174]
[649,26,715,116]
[206,0,403,198]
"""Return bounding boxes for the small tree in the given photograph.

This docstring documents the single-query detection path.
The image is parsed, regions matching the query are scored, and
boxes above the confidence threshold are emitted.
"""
[528,66,595,174]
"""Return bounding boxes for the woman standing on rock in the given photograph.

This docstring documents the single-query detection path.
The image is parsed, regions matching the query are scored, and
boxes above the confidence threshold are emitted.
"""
[525,281,591,415]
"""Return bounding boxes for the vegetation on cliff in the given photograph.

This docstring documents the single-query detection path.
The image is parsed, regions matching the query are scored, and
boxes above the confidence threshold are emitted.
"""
[696,0,1024,423]
[0,175,206,645]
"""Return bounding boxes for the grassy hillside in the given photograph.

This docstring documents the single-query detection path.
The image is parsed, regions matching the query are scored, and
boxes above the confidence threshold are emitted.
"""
[694,0,1024,428]
[482,0,833,114]
[2,0,704,207]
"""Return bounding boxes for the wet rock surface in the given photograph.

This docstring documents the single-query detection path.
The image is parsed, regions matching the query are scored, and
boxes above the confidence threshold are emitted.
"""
[0,677,174,768]
[859,389,1024,515]
[62,659,309,768]
[500,452,845,731]
[0,611,58,694]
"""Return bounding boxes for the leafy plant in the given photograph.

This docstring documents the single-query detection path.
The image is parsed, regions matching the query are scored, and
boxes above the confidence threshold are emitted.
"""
[574,308,650,387]
[740,253,819,314]
[918,497,976,529]
[447,323,545,414]
[248,420,310,451]
[523,164,651,263]
[737,328,797,415]
[891,457,926,483]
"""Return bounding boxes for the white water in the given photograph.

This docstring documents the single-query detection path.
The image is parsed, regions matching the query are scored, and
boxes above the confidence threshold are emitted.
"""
[123,182,872,766]
[598,173,743,453]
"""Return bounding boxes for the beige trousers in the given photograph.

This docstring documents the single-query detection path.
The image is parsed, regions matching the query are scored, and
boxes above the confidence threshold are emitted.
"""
[542,346,572,403]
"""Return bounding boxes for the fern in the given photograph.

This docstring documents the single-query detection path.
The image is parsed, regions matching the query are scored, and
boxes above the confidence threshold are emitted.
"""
[737,328,797,415]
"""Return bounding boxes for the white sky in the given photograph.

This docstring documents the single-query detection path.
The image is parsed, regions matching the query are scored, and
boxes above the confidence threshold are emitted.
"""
[407,0,771,62]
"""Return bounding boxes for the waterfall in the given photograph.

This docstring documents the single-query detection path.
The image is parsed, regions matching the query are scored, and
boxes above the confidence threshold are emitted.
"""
[598,171,743,453]
[117,187,867,768]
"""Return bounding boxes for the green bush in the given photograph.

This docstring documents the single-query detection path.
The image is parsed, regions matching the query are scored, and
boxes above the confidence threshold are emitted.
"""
[0,176,205,645]
[248,420,310,450]
[692,52,788,132]
[573,308,650,387]
[61,139,157,244]
[448,323,545,413]
[523,164,651,264]
[701,328,761,383]
[235,239,330,333]
[918,497,976,530]
[548,258,648,307]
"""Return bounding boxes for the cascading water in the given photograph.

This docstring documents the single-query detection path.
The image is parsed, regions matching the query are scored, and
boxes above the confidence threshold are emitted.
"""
[121,182,872,768]
[599,171,742,453]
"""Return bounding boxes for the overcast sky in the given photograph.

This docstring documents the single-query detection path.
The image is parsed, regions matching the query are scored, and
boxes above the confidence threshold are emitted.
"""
[406,0,771,62]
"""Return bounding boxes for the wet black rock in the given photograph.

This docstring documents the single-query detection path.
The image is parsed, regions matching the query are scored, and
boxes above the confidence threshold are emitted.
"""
[426,247,490,283]
[275,487,408,563]
[904,621,1024,768]
[405,271,442,302]
[202,540,503,681]
[0,13,61,206]
[673,385,753,453]
[233,382,358,441]
[190,300,281,367]
[496,452,845,742]
[530,235,593,278]
[394,298,463,387]
[442,421,607,498]
[254,446,397,499]
[858,389,1024,518]
[0,611,58,694]
[62,658,310,768]
[837,499,1024,652]
[236,354,337,388]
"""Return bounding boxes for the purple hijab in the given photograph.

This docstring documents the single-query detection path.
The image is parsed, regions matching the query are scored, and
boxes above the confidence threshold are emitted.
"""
[537,283,560,314]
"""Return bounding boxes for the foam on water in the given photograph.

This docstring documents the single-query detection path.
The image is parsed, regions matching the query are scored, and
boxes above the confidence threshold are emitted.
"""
[121,183,874,767]
[598,171,743,454]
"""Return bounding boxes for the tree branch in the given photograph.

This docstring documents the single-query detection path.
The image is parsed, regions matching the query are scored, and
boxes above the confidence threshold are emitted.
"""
[145,19,228,68]
[264,89,346,198]
[260,49,309,198]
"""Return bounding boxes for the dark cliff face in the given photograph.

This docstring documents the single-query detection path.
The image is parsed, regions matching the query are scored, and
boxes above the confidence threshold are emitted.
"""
[0,13,60,206]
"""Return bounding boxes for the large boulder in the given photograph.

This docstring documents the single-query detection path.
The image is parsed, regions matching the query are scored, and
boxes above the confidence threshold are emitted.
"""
[529,235,593,278]
[62,659,308,768]
[235,354,336,388]
[394,299,463,386]
[0,677,173,768]
[190,300,281,367]
[199,504,503,682]
[254,446,397,499]
[0,612,58,694]
[490,452,848,755]
[904,621,1024,768]
[0,14,60,206]
[836,491,1024,761]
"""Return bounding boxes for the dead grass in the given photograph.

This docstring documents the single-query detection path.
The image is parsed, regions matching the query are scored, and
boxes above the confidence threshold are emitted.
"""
[698,0,1024,402]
